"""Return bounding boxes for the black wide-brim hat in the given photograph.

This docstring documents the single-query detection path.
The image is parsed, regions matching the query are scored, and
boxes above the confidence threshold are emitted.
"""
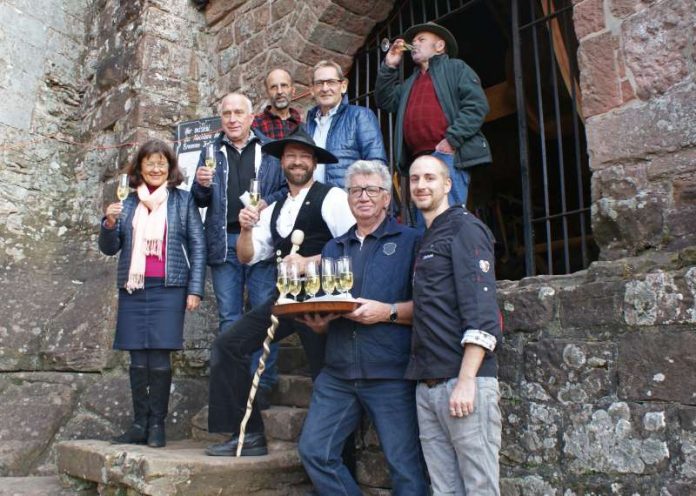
[403,22,459,58]
[261,126,338,164]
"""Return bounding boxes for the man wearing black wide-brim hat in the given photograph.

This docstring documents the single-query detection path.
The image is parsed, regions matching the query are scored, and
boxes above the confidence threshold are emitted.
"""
[375,22,492,219]
[205,126,356,457]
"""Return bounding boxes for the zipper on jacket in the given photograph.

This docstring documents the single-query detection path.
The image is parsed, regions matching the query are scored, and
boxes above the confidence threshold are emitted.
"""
[181,243,190,268]
[220,141,229,261]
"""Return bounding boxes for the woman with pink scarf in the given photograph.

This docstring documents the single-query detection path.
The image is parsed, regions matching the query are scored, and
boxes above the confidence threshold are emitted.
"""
[99,139,206,448]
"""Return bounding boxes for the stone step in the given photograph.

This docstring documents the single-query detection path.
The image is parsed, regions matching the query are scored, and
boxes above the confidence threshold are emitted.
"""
[269,374,313,408]
[56,439,311,496]
[0,476,96,496]
[276,345,309,374]
[191,405,308,443]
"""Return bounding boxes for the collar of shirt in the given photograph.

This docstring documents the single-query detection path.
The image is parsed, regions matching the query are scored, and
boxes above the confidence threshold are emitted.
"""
[263,106,301,123]
[222,131,256,152]
[315,102,340,123]
[276,186,312,238]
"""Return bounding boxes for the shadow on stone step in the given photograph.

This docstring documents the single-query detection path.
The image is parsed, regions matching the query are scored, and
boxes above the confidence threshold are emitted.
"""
[191,405,308,443]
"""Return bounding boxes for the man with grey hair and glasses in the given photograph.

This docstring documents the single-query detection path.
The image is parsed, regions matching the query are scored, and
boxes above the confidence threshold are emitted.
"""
[305,60,387,189]
[297,160,427,495]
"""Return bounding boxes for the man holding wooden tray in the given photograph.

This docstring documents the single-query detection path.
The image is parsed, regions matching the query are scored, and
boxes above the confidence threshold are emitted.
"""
[296,161,428,495]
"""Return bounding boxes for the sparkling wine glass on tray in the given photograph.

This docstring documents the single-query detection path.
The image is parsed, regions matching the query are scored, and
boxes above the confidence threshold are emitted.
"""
[321,257,336,297]
[304,260,320,300]
[336,256,353,298]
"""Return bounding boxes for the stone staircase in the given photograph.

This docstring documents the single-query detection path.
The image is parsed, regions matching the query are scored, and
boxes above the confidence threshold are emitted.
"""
[55,347,316,496]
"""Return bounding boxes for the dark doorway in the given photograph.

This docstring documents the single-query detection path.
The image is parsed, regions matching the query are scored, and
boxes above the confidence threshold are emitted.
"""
[347,0,598,279]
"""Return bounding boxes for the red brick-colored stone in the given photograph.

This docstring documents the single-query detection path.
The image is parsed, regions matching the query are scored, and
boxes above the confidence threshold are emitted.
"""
[332,0,392,19]
[586,84,696,166]
[206,0,246,26]
[271,0,294,22]
[622,0,692,99]
[578,32,622,117]
[610,0,641,17]
[573,0,606,40]
[216,24,235,51]
[621,79,636,103]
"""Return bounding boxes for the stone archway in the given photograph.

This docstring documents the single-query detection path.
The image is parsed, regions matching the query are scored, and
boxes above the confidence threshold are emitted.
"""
[203,0,394,107]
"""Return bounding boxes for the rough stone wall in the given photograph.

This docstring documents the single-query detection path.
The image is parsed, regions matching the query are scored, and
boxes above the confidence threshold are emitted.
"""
[496,250,696,493]
[574,0,696,259]
[0,0,216,476]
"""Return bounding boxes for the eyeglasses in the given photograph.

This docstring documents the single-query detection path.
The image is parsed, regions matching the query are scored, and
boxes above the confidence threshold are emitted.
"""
[142,162,169,171]
[347,186,387,198]
[312,79,343,88]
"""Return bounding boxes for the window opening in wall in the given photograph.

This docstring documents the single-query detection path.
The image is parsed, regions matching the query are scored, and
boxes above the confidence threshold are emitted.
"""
[347,0,598,279]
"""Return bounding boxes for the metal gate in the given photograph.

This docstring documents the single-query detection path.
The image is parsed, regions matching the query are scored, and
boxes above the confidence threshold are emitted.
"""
[347,0,595,278]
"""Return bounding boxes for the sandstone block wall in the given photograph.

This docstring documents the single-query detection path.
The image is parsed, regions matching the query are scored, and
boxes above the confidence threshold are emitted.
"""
[575,0,696,258]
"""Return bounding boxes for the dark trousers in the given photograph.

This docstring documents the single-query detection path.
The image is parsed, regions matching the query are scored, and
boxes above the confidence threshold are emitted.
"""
[208,296,326,434]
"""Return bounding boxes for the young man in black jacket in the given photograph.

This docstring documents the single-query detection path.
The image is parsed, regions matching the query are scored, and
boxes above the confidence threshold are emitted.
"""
[407,154,502,495]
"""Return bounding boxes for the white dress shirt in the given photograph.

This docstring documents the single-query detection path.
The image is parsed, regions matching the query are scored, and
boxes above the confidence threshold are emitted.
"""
[311,103,340,184]
[248,185,355,265]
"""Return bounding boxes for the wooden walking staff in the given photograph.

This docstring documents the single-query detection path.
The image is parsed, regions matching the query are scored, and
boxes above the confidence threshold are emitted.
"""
[237,230,305,457]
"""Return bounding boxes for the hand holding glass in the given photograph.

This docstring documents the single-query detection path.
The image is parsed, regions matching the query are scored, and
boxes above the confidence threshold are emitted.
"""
[117,174,129,203]
[248,179,261,227]
[205,143,216,185]
[380,37,413,52]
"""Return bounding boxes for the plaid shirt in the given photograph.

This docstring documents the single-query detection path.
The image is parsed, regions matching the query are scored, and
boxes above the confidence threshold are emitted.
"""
[252,106,302,139]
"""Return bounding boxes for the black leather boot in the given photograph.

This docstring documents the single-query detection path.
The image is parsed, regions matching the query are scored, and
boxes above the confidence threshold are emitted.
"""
[147,367,172,448]
[111,366,149,444]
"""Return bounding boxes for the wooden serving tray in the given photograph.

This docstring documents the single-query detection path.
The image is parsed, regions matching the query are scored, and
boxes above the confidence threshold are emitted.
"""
[271,300,361,317]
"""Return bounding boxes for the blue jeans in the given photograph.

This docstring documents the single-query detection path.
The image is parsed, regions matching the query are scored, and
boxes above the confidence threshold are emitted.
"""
[211,232,278,390]
[413,151,471,229]
[298,372,428,496]
[416,377,502,496]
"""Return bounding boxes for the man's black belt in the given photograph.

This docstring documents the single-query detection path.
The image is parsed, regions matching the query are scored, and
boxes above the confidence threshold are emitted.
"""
[420,378,448,388]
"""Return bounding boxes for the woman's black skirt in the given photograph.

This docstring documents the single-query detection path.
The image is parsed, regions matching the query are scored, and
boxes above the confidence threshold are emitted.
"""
[114,278,186,350]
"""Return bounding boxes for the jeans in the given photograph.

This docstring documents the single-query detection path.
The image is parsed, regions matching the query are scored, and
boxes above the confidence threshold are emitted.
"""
[299,372,428,496]
[211,232,278,390]
[413,151,471,230]
[208,297,326,434]
[416,377,502,496]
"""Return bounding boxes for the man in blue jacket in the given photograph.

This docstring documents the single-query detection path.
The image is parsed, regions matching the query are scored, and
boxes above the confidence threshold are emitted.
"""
[192,93,287,405]
[375,22,491,211]
[305,60,387,189]
[297,161,428,495]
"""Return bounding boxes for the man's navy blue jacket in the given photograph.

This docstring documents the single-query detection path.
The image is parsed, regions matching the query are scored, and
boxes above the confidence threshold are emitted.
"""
[321,216,420,380]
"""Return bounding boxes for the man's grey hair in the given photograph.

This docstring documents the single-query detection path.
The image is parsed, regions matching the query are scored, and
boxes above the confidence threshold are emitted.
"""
[345,161,391,191]
[218,92,253,114]
[311,60,345,82]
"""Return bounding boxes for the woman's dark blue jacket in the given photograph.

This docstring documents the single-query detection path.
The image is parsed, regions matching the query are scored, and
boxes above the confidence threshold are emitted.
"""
[98,188,206,297]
